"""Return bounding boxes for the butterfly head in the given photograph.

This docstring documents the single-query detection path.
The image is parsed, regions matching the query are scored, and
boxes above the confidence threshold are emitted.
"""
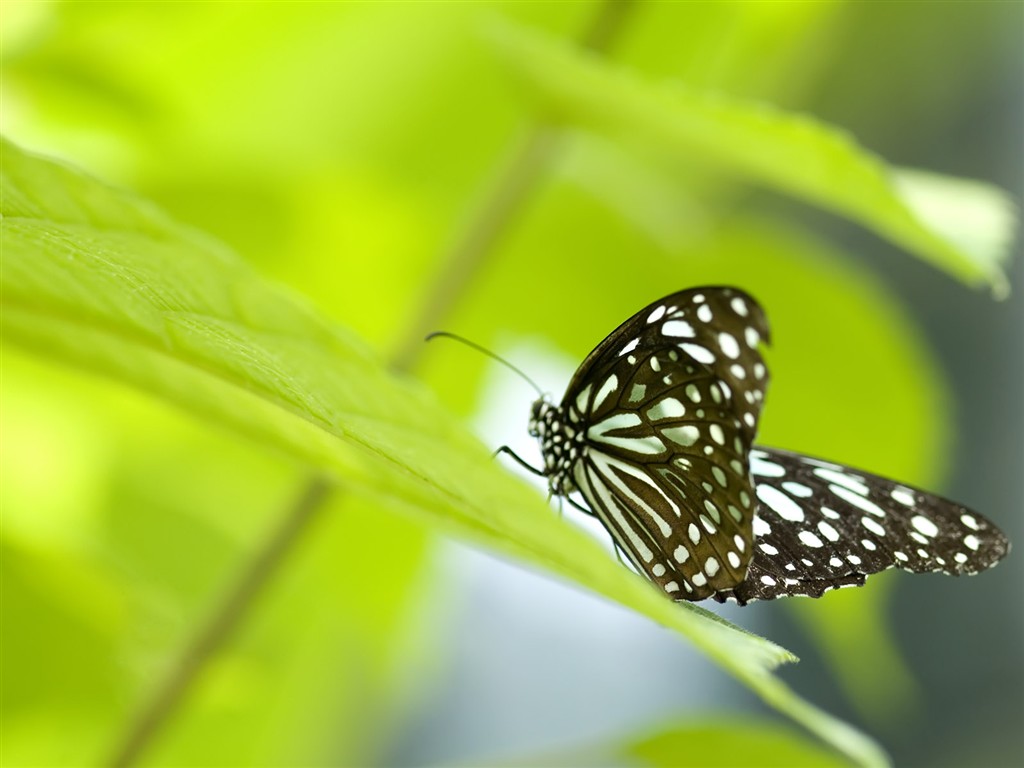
[528,396,580,495]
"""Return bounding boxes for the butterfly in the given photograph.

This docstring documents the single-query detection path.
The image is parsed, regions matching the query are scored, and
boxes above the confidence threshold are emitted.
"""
[514,287,1009,605]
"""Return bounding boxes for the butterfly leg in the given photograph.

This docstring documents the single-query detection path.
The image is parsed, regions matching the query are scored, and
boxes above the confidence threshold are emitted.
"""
[565,495,597,519]
[493,445,546,477]
[560,494,627,563]
[612,543,630,567]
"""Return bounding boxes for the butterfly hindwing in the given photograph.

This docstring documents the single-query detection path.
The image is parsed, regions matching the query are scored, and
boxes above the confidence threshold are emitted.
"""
[716,448,1011,604]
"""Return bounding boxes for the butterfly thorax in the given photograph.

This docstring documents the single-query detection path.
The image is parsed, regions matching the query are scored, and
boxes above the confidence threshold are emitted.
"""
[529,397,583,496]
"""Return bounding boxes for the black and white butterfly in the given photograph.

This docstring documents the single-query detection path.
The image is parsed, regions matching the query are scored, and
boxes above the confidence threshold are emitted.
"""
[514,287,1009,605]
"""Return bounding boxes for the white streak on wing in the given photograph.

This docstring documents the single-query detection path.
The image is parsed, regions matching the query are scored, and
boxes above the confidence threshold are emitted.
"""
[575,384,592,414]
[574,462,655,564]
[755,484,805,522]
[618,338,640,356]
[590,450,677,537]
[588,413,665,455]
[592,375,619,412]
[813,467,869,495]
[750,452,786,478]
[830,484,887,518]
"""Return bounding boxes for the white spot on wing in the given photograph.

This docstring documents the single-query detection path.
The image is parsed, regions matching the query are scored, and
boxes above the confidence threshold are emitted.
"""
[663,426,699,447]
[718,332,741,359]
[647,305,666,323]
[817,520,840,542]
[681,343,715,364]
[861,517,885,536]
[891,487,916,506]
[647,397,686,421]
[798,531,823,548]
[662,319,695,337]
[709,424,725,445]
[911,515,939,538]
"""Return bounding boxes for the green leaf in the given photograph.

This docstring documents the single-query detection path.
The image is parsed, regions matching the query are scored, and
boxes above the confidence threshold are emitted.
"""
[627,719,853,768]
[1,344,442,765]
[499,718,852,768]
[0,137,887,767]
[485,18,1016,296]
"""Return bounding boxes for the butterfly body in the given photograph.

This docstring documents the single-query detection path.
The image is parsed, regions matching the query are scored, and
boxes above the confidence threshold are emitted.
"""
[525,287,1009,605]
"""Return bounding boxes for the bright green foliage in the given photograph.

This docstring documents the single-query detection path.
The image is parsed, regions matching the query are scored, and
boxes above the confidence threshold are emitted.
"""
[487,19,1015,296]
[1,137,884,766]
[489,719,851,767]
[627,720,852,768]
[1,3,1017,767]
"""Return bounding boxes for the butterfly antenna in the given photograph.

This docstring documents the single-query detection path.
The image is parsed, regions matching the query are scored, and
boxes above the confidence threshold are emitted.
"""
[425,331,544,397]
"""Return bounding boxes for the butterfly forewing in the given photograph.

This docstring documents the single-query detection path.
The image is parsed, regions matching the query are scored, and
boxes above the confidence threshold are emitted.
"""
[717,448,1011,604]
[562,288,772,599]
[566,287,771,440]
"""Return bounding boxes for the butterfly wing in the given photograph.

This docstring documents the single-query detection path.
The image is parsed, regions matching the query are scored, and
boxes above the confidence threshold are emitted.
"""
[566,287,771,439]
[716,448,1012,605]
[564,287,772,600]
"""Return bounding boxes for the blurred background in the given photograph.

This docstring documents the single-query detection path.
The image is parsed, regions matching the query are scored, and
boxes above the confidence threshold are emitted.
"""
[2,2,1021,766]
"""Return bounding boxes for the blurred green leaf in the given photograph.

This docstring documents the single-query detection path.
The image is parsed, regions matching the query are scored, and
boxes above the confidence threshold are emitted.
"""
[0,348,439,765]
[486,718,851,768]
[626,719,852,768]
[485,18,1015,296]
[1,138,890,766]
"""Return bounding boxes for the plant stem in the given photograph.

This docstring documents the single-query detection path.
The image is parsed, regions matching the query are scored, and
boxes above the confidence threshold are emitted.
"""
[107,2,638,764]
[391,0,639,373]
[109,476,332,768]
